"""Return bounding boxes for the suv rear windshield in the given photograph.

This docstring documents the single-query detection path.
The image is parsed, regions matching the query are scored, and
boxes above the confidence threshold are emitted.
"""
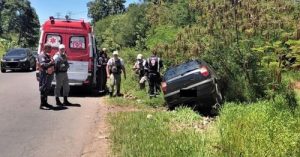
[164,60,200,80]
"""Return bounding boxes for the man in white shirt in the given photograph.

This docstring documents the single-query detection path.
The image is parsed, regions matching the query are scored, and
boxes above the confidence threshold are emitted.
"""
[106,50,126,97]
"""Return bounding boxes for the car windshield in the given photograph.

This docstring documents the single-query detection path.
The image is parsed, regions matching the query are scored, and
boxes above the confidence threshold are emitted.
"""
[6,49,26,56]
[164,60,200,80]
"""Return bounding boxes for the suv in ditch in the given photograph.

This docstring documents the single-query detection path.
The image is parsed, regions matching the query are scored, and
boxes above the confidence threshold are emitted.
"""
[161,59,223,112]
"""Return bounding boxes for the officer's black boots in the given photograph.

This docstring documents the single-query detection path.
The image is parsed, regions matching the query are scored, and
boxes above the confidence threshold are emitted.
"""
[40,96,45,109]
[56,97,63,106]
[40,96,52,109]
[63,96,73,105]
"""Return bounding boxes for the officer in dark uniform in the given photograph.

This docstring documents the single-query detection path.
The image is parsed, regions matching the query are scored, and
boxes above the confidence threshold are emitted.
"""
[96,48,109,93]
[37,44,55,109]
[145,50,163,98]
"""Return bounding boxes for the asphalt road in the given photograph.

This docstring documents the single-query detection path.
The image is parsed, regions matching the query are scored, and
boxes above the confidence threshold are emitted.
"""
[0,71,101,157]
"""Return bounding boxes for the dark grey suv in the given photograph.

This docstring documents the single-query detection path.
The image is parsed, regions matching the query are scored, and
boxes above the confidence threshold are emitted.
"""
[1,48,36,73]
[161,60,223,111]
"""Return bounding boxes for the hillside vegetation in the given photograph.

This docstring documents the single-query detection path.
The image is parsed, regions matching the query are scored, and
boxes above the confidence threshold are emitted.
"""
[88,0,300,156]
[0,0,40,57]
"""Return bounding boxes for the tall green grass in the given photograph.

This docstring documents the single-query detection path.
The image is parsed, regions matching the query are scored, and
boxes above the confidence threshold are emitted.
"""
[109,107,219,157]
[109,95,300,157]
[217,96,300,157]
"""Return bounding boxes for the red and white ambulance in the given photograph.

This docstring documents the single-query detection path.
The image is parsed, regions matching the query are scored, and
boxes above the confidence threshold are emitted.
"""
[38,16,97,88]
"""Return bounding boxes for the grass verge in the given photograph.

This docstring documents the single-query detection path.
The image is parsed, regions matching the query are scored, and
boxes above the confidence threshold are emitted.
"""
[217,95,300,157]
[109,107,219,157]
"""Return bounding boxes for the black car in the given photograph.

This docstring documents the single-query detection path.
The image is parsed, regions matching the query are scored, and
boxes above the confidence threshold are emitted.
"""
[161,60,223,111]
[1,48,36,72]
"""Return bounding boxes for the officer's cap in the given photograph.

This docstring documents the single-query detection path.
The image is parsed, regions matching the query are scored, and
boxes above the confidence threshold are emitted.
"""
[59,44,65,49]
[137,54,143,59]
[113,50,119,55]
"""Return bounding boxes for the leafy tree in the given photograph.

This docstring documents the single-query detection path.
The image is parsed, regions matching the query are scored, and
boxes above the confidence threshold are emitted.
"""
[87,0,109,23]
[94,4,149,50]
[0,0,40,47]
[109,0,126,15]
[87,0,126,23]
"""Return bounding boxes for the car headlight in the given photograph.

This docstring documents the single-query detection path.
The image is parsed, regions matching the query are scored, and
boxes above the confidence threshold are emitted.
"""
[0,58,6,62]
[20,58,27,62]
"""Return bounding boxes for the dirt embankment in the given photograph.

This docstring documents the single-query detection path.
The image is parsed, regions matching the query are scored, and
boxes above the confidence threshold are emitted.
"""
[81,99,138,157]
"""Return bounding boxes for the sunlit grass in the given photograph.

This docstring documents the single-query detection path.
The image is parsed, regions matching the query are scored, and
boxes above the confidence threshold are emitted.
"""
[109,107,219,157]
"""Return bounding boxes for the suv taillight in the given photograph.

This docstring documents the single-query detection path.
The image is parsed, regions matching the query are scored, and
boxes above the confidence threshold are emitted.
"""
[161,82,167,94]
[199,66,209,77]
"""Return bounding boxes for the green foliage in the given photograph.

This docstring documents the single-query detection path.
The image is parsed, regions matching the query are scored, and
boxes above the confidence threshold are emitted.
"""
[109,107,218,157]
[146,25,179,49]
[94,4,149,50]
[0,37,17,58]
[218,97,300,157]
[109,92,300,157]
[0,0,40,47]
[145,0,196,27]
[94,0,300,103]
[87,0,126,23]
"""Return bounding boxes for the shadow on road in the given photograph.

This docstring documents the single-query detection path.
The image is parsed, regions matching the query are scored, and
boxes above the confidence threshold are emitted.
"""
[64,103,81,107]
[49,86,107,98]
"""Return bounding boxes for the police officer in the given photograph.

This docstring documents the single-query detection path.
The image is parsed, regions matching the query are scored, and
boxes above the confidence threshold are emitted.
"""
[106,50,126,97]
[53,44,73,106]
[96,48,109,93]
[133,54,147,89]
[145,49,163,98]
[37,44,55,109]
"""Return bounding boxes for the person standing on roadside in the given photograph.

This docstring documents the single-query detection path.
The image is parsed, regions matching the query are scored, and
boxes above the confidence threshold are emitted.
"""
[96,48,109,93]
[37,44,55,109]
[53,44,73,106]
[133,54,147,89]
[145,49,163,98]
[106,50,126,97]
